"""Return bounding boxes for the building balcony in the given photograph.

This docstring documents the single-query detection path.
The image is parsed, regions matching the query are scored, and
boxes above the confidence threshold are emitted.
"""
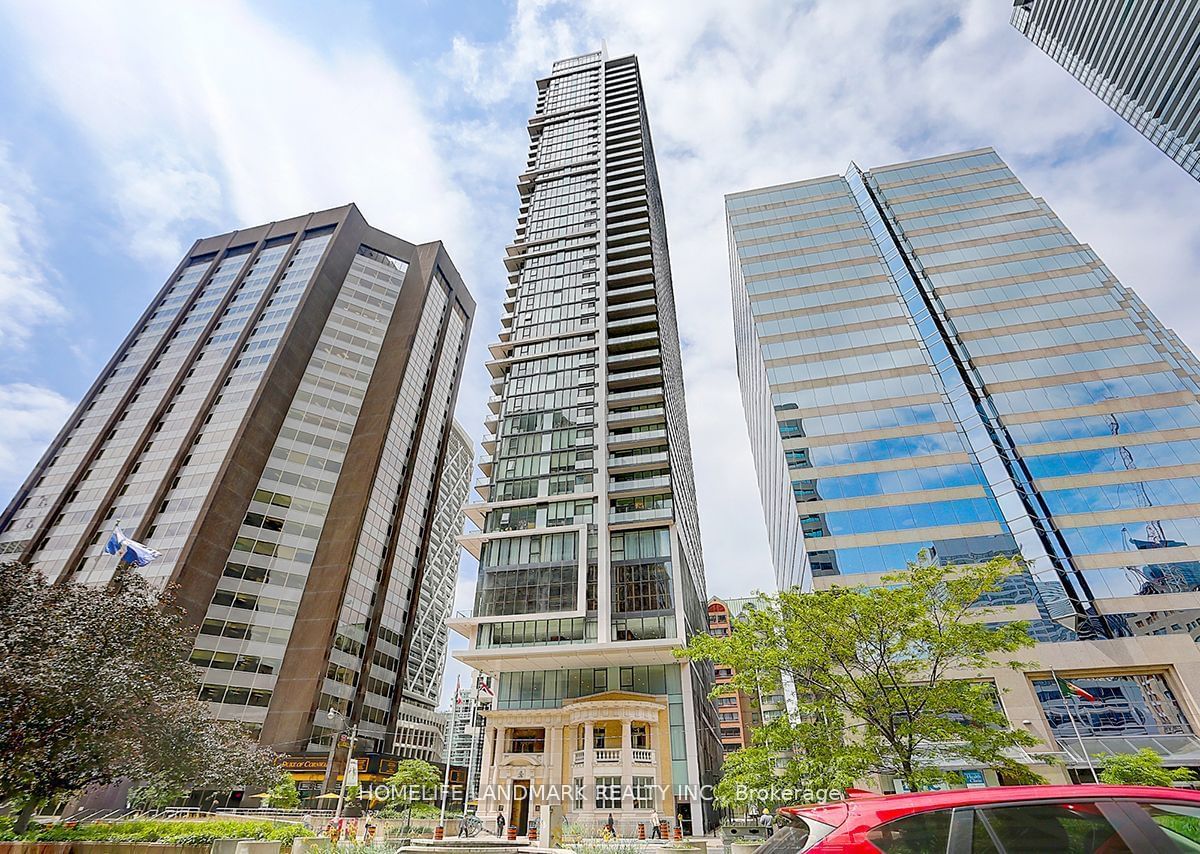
[609,506,673,525]
[607,297,656,320]
[607,348,660,369]
[608,450,669,471]
[609,474,671,495]
[486,395,502,414]
[608,283,656,307]
[607,406,664,426]
[608,428,666,448]
[608,367,662,388]
[607,315,658,336]
[571,747,655,766]
[608,386,663,406]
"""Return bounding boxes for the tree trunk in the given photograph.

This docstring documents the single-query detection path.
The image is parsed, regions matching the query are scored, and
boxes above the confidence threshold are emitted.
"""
[13,800,37,835]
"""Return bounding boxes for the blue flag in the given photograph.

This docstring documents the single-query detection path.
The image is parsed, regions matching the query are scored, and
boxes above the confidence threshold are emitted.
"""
[104,527,124,555]
[104,524,161,567]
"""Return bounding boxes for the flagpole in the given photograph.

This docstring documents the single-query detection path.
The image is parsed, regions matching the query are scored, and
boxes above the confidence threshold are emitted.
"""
[439,675,461,830]
[1050,668,1099,783]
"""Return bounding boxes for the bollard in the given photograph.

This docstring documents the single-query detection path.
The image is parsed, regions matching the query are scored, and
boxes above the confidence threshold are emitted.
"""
[434,825,444,841]
[637,823,646,840]
[507,824,518,841]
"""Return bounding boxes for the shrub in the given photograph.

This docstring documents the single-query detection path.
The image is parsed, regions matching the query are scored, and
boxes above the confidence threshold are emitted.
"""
[13,818,314,844]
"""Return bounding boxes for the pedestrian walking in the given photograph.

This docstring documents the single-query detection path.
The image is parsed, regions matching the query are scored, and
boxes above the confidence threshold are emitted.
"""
[758,809,773,837]
[650,808,661,839]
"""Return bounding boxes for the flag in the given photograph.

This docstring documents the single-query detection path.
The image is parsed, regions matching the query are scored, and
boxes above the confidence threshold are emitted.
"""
[104,527,124,555]
[476,678,495,705]
[1057,677,1098,703]
[104,524,162,568]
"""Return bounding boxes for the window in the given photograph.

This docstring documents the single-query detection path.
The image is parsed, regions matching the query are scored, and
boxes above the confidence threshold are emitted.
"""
[972,803,1131,853]
[1136,802,1200,847]
[752,824,813,854]
[867,810,951,853]
[595,776,622,810]
[633,776,654,810]
[573,777,584,810]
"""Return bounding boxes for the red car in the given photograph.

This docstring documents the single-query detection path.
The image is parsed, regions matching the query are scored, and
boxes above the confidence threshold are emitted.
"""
[766,784,1200,852]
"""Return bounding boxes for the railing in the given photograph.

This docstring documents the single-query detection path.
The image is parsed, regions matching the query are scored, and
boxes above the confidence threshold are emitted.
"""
[608,451,669,469]
[595,748,621,763]
[609,475,671,493]
[632,748,654,764]
[609,507,673,524]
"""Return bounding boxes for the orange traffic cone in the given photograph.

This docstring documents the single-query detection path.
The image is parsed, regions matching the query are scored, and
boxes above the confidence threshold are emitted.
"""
[673,822,683,842]
[528,824,538,842]
[637,823,646,840]
[507,824,518,841]
[434,825,444,840]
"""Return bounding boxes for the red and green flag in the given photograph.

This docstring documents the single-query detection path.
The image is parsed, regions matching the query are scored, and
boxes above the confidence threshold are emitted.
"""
[1056,677,1098,702]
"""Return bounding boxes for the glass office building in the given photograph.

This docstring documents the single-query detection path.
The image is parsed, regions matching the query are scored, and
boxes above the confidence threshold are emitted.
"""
[729,148,1200,785]
[1011,0,1200,182]
[449,49,719,835]
[0,204,475,765]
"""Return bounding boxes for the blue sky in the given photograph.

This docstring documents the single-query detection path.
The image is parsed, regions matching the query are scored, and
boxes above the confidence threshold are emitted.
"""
[1,0,1198,708]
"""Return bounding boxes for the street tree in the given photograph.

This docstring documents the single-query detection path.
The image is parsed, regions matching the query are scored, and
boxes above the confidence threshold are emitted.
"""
[0,561,281,830]
[264,775,302,809]
[714,709,872,812]
[384,759,442,810]
[1098,748,1196,787]
[683,556,1045,792]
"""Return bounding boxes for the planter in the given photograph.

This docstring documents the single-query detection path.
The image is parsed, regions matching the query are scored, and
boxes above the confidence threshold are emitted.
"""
[731,843,762,854]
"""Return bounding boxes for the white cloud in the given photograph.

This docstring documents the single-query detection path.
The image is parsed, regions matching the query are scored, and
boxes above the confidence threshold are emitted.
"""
[0,144,66,352]
[0,383,75,501]
[1,0,476,270]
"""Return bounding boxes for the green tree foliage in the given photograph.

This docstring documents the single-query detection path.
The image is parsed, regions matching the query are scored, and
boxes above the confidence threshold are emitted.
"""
[383,759,442,809]
[0,562,281,829]
[1098,748,1196,787]
[683,556,1044,792]
[264,775,302,809]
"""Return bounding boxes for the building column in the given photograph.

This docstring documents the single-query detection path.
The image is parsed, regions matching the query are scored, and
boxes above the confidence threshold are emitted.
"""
[546,723,561,778]
[582,721,595,814]
[621,717,635,813]
[478,724,497,814]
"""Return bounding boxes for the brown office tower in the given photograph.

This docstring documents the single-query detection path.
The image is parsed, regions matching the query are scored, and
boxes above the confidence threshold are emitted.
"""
[0,204,475,769]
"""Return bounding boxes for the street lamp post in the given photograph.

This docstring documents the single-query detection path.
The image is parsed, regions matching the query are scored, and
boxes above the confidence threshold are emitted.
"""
[335,724,359,821]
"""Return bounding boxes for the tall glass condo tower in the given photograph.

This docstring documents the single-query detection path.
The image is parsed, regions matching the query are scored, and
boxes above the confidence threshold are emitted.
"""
[730,148,1200,786]
[450,49,719,835]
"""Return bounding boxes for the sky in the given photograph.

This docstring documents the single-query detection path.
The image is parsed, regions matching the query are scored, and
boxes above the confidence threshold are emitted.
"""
[1,0,1198,710]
